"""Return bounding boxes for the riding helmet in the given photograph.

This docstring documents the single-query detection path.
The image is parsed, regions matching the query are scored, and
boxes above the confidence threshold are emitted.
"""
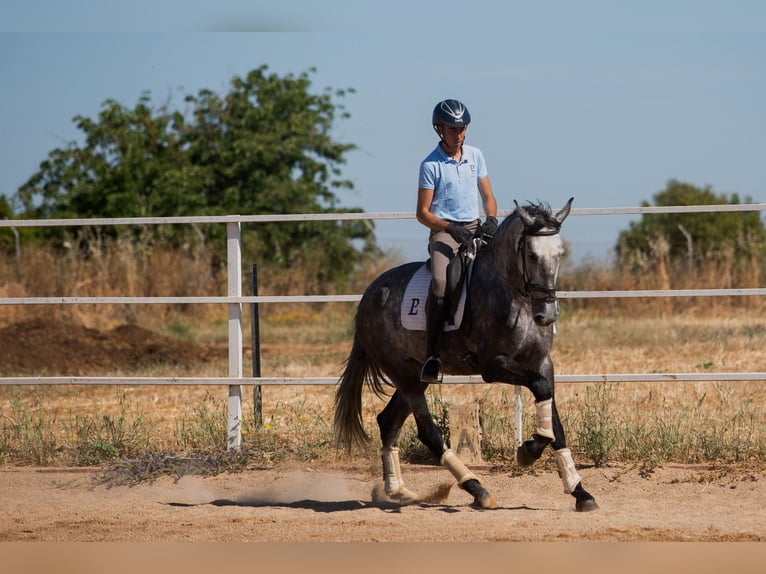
[432,99,471,128]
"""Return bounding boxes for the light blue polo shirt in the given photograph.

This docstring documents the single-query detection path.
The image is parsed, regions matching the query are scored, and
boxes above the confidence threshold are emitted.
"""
[418,143,488,222]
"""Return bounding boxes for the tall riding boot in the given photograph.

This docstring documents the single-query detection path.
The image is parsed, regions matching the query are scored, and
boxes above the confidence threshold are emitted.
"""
[420,295,448,383]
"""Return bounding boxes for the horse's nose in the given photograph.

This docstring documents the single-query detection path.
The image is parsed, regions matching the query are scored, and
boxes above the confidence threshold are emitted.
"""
[533,301,559,326]
[534,312,554,326]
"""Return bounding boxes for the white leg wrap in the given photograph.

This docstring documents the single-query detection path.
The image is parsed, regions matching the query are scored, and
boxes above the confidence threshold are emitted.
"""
[554,448,581,494]
[535,398,555,440]
[441,449,479,486]
[381,447,419,501]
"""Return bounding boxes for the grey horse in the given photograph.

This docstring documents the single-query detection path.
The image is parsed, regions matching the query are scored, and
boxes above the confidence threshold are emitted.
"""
[334,198,598,512]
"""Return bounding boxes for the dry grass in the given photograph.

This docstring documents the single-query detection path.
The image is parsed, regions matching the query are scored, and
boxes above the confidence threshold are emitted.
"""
[1,243,765,471]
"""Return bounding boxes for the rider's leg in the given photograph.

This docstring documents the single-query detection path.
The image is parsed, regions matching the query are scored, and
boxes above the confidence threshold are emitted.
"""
[421,234,454,384]
[420,293,448,383]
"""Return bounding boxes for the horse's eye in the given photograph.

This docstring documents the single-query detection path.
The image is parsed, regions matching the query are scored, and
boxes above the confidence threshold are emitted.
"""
[528,252,540,262]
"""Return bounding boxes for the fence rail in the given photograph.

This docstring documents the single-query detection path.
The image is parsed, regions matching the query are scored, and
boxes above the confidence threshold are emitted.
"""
[3,287,766,306]
[2,202,766,229]
[3,204,766,448]
[2,372,765,387]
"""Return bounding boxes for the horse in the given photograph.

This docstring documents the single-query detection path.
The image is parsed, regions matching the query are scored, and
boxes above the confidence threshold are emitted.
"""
[334,198,598,512]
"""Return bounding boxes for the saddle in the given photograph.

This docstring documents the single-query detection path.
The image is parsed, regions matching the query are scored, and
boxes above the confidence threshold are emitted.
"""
[400,240,478,332]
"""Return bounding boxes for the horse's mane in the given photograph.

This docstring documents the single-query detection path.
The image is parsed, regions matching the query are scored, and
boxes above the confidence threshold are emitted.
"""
[514,201,561,225]
[517,201,552,218]
[490,201,553,234]
[504,201,562,234]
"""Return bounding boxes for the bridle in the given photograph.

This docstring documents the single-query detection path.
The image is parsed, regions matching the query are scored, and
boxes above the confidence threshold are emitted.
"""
[517,226,562,304]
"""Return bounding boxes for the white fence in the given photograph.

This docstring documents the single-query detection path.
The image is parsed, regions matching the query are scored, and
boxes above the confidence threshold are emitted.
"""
[2,204,766,449]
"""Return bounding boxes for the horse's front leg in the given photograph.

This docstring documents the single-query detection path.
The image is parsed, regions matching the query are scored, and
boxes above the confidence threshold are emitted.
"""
[516,396,556,466]
[546,397,597,510]
[480,354,555,465]
[480,354,598,512]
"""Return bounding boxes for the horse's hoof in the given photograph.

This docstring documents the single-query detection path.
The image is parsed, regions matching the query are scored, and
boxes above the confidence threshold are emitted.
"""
[463,479,499,509]
[576,498,599,512]
[516,440,539,467]
[372,483,419,506]
[389,486,420,506]
[474,493,499,509]
[572,483,599,512]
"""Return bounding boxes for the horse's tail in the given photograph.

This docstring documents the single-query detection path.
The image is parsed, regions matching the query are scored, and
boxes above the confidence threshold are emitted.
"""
[334,334,389,452]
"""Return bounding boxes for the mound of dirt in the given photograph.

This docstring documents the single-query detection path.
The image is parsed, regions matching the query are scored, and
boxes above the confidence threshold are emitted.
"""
[0,319,218,376]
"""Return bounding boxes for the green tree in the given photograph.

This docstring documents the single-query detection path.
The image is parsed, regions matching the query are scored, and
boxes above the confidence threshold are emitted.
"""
[0,194,15,251]
[14,66,378,285]
[615,179,766,278]
[17,94,190,221]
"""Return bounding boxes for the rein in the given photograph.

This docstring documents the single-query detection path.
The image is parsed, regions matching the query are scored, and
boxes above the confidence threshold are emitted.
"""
[475,223,561,304]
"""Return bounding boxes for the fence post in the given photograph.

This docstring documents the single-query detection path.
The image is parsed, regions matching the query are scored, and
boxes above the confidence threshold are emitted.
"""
[249,264,263,427]
[514,385,523,447]
[227,220,243,451]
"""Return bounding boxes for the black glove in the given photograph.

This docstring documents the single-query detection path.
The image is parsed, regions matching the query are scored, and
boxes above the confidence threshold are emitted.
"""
[445,222,473,245]
[480,216,498,239]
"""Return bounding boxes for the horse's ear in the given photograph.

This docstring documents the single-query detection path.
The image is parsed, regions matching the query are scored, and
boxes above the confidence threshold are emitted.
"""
[554,197,574,224]
[514,200,535,227]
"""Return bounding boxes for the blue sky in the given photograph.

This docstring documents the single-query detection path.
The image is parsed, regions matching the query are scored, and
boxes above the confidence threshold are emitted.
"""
[1,1,764,263]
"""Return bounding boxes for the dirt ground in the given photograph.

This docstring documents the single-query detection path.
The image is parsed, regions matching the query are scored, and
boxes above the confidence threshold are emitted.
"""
[1,462,764,542]
[1,319,765,543]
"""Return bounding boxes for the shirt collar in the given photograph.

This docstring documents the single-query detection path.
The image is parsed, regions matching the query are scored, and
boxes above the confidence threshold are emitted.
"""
[435,143,466,163]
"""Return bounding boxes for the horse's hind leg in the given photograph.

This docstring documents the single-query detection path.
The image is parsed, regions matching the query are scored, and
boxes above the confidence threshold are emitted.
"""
[408,393,498,509]
[376,391,419,504]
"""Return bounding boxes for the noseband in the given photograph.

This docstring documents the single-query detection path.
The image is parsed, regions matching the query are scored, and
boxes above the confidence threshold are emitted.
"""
[517,227,561,304]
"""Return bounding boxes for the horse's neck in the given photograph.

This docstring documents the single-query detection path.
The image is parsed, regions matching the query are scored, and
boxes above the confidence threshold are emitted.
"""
[477,225,525,290]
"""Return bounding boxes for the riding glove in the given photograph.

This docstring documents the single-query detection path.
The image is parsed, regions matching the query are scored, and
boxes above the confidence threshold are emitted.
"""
[445,222,473,245]
[480,216,498,239]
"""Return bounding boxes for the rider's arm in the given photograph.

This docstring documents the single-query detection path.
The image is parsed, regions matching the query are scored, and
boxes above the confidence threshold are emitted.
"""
[416,187,449,232]
[478,176,497,219]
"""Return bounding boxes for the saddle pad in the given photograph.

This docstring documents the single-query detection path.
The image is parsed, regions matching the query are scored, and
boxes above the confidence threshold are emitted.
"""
[400,264,467,332]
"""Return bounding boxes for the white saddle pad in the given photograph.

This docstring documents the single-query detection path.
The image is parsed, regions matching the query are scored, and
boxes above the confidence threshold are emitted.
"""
[400,264,468,332]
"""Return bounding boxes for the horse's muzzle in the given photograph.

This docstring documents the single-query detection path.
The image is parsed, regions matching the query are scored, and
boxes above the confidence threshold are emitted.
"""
[527,283,559,326]
[532,300,559,326]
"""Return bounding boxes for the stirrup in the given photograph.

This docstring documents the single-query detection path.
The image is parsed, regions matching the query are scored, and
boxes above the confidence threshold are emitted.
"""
[420,356,443,383]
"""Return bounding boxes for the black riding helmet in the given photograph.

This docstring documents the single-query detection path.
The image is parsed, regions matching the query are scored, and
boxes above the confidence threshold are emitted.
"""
[432,99,471,128]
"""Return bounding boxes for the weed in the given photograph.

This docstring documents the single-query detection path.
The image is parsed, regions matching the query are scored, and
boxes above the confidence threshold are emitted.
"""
[477,388,518,463]
[175,393,227,451]
[65,391,152,465]
[94,448,253,488]
[569,383,617,467]
[0,390,59,465]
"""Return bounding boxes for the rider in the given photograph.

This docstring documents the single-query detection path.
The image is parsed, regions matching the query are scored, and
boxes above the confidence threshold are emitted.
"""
[416,98,498,383]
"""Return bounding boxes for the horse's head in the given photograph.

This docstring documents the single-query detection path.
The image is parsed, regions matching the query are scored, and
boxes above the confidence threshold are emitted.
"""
[507,197,573,326]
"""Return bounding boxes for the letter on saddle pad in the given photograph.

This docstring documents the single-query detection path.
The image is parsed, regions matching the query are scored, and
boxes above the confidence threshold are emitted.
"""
[400,264,468,332]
